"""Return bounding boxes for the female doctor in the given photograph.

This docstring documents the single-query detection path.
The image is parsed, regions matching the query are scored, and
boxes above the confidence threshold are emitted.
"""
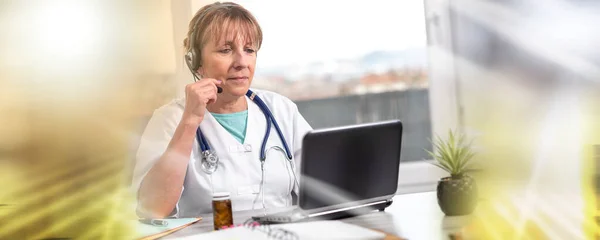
[132,2,312,218]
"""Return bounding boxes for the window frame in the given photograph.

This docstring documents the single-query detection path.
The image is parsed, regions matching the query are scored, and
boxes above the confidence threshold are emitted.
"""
[182,0,463,194]
[395,0,462,193]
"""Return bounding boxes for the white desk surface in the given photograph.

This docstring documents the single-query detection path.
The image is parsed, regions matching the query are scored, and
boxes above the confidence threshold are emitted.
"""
[162,191,473,239]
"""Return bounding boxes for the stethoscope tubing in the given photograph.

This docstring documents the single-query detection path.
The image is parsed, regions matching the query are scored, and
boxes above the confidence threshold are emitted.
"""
[196,89,293,173]
[251,92,293,160]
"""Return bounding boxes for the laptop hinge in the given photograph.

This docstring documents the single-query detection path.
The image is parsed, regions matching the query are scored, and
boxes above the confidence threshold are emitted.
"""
[307,199,389,218]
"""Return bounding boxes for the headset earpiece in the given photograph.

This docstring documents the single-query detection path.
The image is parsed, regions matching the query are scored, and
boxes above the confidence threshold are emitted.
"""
[184,50,200,82]
[185,51,195,71]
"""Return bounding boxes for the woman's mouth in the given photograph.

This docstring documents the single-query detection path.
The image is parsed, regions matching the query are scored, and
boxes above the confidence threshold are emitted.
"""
[226,77,249,82]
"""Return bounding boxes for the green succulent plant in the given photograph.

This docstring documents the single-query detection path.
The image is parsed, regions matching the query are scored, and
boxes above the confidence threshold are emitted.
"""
[426,129,476,178]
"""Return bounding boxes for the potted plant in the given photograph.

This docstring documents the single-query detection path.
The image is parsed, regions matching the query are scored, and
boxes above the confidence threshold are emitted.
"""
[427,129,478,216]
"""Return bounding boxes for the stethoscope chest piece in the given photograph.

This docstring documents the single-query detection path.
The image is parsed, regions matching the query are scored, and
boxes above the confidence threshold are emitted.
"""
[200,150,218,174]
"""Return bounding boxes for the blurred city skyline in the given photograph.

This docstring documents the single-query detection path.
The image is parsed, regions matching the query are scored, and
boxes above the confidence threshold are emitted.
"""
[224,0,431,101]
[252,47,429,100]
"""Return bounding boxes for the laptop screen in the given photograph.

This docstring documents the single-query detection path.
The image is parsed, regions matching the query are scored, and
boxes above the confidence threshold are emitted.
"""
[298,120,403,211]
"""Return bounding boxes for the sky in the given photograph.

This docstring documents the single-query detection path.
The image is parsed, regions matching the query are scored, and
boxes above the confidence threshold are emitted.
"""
[232,0,428,68]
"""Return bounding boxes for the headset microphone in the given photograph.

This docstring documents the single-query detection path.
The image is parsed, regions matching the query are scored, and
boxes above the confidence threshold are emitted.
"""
[185,8,225,95]
[185,51,223,94]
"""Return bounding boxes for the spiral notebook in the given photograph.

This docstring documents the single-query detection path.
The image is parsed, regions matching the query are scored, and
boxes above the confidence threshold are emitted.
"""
[173,219,399,240]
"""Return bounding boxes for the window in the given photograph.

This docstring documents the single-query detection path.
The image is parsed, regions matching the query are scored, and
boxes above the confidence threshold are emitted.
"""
[185,0,461,193]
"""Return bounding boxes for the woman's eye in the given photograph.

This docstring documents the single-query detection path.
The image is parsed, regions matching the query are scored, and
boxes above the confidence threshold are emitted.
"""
[245,48,256,54]
[219,49,232,53]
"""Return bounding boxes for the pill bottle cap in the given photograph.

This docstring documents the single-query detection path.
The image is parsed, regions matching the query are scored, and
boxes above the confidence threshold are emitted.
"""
[213,192,230,201]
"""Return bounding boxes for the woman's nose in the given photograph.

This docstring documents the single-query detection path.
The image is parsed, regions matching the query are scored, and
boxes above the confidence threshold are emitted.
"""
[232,50,250,69]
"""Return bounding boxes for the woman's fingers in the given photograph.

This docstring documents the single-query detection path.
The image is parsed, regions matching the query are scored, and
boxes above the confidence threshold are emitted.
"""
[204,88,218,105]
[182,78,222,125]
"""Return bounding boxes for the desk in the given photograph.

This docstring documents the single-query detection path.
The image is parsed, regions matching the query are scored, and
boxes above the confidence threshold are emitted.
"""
[162,191,473,239]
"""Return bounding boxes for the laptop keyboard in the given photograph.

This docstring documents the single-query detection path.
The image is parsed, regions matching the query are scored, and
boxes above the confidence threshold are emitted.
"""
[252,209,308,224]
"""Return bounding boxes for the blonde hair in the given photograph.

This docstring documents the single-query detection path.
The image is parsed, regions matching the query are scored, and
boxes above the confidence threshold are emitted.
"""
[183,2,263,70]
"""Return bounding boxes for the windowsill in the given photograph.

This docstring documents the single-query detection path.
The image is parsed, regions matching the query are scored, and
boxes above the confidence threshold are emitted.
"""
[396,160,447,194]
[396,182,437,195]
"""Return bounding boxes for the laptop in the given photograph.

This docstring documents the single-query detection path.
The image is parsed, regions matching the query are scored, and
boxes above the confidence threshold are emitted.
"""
[252,120,403,224]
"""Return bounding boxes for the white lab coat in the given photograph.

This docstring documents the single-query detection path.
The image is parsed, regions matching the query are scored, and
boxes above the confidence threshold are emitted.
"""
[132,89,313,218]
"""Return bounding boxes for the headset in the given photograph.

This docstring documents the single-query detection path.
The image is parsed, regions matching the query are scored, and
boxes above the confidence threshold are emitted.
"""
[184,3,239,93]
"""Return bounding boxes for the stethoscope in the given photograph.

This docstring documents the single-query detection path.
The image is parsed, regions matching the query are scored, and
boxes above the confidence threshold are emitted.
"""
[196,89,293,174]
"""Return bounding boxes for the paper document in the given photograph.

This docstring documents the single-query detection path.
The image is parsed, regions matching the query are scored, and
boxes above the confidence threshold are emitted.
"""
[135,218,201,240]
[173,220,385,240]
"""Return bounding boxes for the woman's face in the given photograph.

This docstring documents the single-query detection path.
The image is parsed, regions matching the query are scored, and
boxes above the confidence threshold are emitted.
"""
[198,31,257,98]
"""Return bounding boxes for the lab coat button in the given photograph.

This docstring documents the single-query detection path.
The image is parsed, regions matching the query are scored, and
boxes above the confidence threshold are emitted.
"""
[244,144,252,152]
